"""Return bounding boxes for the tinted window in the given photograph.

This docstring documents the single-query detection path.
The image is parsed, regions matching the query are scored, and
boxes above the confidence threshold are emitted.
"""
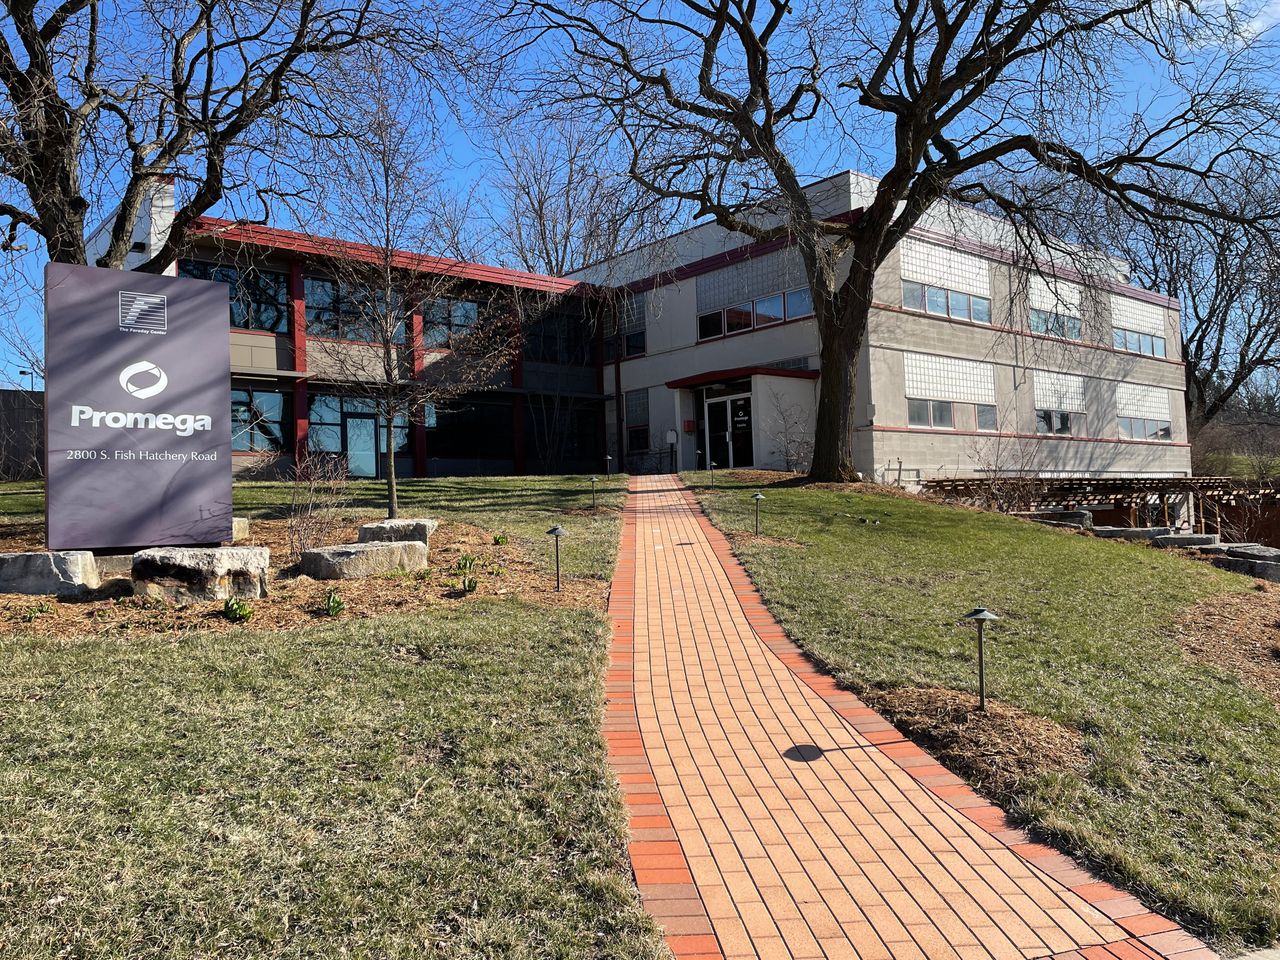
[907,398,931,427]
[902,281,925,311]
[786,287,814,319]
[976,404,997,431]
[698,311,723,340]
[755,294,784,326]
[725,303,753,333]
[931,401,954,429]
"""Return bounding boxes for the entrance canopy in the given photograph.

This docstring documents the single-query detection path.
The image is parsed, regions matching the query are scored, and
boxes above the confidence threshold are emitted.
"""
[665,365,819,390]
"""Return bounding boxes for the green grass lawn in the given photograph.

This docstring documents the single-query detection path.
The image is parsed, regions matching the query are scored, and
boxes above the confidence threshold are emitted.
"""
[0,474,663,958]
[688,472,1280,950]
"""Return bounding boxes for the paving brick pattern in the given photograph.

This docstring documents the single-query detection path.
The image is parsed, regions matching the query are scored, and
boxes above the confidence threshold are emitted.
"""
[605,475,1217,960]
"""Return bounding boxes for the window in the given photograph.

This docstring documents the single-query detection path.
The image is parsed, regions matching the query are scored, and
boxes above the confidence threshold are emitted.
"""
[907,398,954,429]
[308,394,409,455]
[423,298,480,348]
[231,389,289,452]
[179,260,289,332]
[754,294,784,326]
[625,388,649,452]
[1113,326,1167,358]
[903,280,992,324]
[976,404,998,432]
[1036,409,1079,436]
[698,310,724,341]
[305,277,406,342]
[785,287,814,320]
[1118,416,1172,441]
[1030,309,1082,340]
[725,302,753,334]
[620,296,646,357]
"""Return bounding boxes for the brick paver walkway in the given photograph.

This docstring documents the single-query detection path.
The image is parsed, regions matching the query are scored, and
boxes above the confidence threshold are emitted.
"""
[605,475,1215,960]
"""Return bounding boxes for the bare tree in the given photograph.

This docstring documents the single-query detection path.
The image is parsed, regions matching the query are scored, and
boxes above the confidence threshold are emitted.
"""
[1104,178,1280,434]
[507,0,1280,479]
[301,51,518,518]
[0,0,439,273]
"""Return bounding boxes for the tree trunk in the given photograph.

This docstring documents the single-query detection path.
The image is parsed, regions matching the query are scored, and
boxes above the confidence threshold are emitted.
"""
[808,267,874,482]
[384,418,399,519]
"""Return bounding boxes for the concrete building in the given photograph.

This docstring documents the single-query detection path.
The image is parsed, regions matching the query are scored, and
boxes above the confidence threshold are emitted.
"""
[573,171,1191,481]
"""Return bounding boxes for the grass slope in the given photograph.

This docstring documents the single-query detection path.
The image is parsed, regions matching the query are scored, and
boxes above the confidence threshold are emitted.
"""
[689,472,1280,950]
[0,601,665,959]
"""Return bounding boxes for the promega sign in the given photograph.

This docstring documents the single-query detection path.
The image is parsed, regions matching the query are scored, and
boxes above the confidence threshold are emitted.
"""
[45,263,232,550]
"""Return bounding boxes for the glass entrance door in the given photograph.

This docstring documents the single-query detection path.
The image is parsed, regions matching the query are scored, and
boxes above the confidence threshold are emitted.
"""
[705,394,753,468]
[343,414,378,478]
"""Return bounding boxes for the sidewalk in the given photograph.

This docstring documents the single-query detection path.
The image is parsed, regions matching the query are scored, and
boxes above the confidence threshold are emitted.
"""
[605,474,1215,960]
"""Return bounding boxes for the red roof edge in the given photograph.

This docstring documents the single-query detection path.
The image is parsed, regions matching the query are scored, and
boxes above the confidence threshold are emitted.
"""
[665,366,820,389]
[191,217,588,295]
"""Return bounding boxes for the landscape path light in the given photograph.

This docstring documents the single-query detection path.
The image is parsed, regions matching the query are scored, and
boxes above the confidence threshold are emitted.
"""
[605,454,613,476]
[590,476,599,509]
[961,607,1000,712]
[547,525,567,592]
[752,492,765,535]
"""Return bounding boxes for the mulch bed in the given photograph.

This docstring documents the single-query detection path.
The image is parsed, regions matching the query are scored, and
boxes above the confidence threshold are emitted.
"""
[0,518,606,639]
[1177,585,1280,710]
[865,686,1090,803]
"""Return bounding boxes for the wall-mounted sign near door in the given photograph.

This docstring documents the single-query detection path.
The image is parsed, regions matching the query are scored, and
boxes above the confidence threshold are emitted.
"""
[44,262,232,550]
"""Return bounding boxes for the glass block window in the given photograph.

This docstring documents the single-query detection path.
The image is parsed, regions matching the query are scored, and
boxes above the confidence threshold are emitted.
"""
[696,247,804,312]
[1110,294,1166,335]
[1028,274,1081,314]
[1116,383,1171,420]
[619,294,646,357]
[900,238,991,297]
[1032,371,1086,412]
[903,353,996,405]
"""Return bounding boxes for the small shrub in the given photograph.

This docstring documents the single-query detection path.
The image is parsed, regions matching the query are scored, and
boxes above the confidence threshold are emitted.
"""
[460,575,479,593]
[323,589,345,617]
[454,554,477,575]
[21,601,53,623]
[492,533,509,546]
[222,597,253,623]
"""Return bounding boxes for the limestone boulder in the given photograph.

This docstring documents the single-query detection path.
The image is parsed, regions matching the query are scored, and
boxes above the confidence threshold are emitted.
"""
[357,518,439,546]
[301,541,429,580]
[132,546,270,604]
[231,517,251,543]
[0,551,100,598]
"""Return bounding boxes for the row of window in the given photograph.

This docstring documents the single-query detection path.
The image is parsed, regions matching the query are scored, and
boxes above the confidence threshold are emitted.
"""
[901,281,1170,359]
[697,288,814,341]
[904,396,1172,441]
[907,399,997,431]
[902,280,992,324]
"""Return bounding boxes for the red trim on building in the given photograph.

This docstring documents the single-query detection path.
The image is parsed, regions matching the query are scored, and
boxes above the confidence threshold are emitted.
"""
[287,257,309,462]
[665,366,820,390]
[194,217,585,295]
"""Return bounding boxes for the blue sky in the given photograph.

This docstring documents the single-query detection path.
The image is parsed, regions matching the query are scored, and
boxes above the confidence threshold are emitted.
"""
[2,2,1276,388]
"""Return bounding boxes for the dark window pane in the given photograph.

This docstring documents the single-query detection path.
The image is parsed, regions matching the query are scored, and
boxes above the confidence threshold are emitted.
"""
[1036,409,1053,434]
[1157,421,1172,441]
[976,404,997,431]
[931,401,954,429]
[308,424,342,452]
[628,426,650,452]
[907,398,931,427]
[310,395,342,424]
[698,311,724,340]
[755,294,784,326]
[725,303,753,333]
[624,330,646,356]
[785,287,814,319]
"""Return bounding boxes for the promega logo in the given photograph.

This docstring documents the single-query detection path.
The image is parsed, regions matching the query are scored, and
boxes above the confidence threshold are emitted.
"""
[119,360,169,399]
[69,360,213,438]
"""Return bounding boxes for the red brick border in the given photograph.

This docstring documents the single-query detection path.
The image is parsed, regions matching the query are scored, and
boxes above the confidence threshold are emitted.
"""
[676,486,1218,960]
[607,493,725,960]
